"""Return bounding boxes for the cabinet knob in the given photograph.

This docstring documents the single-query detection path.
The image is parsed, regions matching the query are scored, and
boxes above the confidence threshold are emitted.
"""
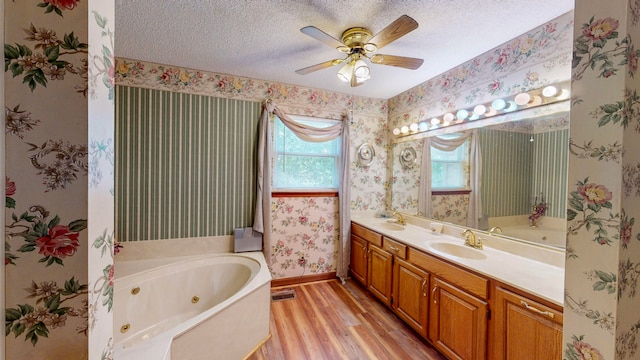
[388,245,399,252]
[431,285,438,304]
[421,279,427,297]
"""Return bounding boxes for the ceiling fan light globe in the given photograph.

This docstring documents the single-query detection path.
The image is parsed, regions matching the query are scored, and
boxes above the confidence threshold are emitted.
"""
[337,62,354,82]
[354,59,369,78]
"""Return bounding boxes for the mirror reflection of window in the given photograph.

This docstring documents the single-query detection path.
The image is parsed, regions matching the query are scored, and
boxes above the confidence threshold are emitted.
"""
[431,134,470,190]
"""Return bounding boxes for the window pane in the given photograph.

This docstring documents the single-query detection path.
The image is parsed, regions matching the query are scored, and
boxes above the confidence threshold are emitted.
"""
[273,116,340,190]
[431,136,470,189]
[432,162,465,188]
[274,155,337,188]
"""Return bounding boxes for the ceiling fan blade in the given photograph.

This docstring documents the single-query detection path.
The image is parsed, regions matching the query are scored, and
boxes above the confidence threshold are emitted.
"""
[368,15,418,50]
[370,54,424,70]
[295,58,344,75]
[300,26,346,49]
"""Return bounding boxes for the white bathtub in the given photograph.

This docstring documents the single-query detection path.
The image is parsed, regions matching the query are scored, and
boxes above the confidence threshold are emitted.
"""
[500,225,566,248]
[113,252,272,360]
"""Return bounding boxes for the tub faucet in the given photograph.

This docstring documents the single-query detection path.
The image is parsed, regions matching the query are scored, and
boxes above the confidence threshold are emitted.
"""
[392,212,407,225]
[462,229,482,249]
[489,226,503,236]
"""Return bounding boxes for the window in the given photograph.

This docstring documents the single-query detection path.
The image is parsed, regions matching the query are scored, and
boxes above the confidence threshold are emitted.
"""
[273,115,340,190]
[431,134,470,190]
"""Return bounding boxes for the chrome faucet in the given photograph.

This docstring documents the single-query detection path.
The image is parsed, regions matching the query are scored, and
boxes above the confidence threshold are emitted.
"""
[462,229,483,249]
[391,211,407,225]
[489,226,503,236]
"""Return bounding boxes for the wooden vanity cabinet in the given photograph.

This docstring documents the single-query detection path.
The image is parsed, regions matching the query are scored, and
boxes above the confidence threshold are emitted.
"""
[409,248,489,360]
[349,223,383,286]
[349,222,562,360]
[349,234,369,284]
[367,243,393,306]
[429,277,488,360]
[392,257,429,338]
[493,287,563,360]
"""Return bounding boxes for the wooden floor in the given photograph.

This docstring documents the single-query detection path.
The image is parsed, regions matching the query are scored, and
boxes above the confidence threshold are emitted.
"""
[247,279,446,360]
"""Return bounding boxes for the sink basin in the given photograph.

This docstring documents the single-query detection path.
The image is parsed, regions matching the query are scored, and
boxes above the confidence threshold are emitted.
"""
[378,222,405,231]
[429,242,487,260]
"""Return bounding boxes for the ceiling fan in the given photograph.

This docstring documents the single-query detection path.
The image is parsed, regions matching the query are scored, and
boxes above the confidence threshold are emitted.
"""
[295,15,424,87]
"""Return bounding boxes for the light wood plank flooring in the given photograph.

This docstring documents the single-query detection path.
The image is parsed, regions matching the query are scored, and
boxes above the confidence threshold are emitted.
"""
[247,279,446,360]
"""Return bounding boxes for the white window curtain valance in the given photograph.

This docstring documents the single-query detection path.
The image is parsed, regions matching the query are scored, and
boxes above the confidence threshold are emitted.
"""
[253,101,351,281]
[418,130,482,228]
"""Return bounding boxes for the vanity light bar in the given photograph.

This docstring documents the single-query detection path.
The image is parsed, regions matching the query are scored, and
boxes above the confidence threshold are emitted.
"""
[392,81,571,138]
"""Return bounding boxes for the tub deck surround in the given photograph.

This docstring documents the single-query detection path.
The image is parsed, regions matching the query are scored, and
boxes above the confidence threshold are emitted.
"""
[114,252,272,360]
[350,214,565,307]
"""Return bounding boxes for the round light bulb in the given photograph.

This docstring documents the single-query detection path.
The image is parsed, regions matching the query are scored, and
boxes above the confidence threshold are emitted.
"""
[430,118,440,125]
[392,128,400,136]
[557,89,570,100]
[491,98,506,110]
[504,101,518,112]
[529,95,543,106]
[409,123,419,132]
[418,122,429,131]
[443,112,454,122]
[456,109,469,120]
[542,85,558,97]
[514,92,531,105]
[473,104,487,115]
[400,125,409,134]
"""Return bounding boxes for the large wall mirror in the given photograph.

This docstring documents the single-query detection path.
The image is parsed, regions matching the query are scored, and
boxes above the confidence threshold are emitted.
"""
[391,111,569,249]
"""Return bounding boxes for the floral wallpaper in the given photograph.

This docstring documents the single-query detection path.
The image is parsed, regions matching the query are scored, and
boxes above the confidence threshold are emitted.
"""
[114,58,389,280]
[563,3,640,358]
[388,11,574,128]
[4,0,115,358]
[87,1,116,359]
[270,197,339,279]
[4,0,89,357]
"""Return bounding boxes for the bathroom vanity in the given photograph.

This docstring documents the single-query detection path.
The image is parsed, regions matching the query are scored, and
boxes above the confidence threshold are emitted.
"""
[350,216,564,360]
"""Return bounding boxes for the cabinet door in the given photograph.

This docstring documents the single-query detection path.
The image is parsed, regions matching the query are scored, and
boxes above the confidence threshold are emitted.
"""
[367,243,393,306]
[429,277,487,360]
[350,235,368,285]
[494,287,563,360]
[392,257,429,338]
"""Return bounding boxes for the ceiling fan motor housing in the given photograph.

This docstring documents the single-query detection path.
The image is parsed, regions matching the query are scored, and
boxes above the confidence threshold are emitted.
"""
[339,27,375,53]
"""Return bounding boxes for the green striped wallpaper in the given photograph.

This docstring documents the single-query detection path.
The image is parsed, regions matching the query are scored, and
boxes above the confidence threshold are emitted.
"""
[115,86,261,241]
[532,129,569,218]
[479,128,568,219]
[480,129,533,218]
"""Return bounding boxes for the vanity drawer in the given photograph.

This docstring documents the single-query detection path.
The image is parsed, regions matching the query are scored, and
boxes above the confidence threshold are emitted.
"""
[383,237,407,259]
[352,223,382,247]
[408,248,488,299]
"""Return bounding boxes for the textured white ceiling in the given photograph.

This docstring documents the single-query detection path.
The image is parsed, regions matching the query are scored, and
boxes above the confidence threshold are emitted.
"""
[115,0,574,99]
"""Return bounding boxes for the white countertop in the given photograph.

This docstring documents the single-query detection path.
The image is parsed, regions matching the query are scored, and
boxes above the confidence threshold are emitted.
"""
[351,215,565,307]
